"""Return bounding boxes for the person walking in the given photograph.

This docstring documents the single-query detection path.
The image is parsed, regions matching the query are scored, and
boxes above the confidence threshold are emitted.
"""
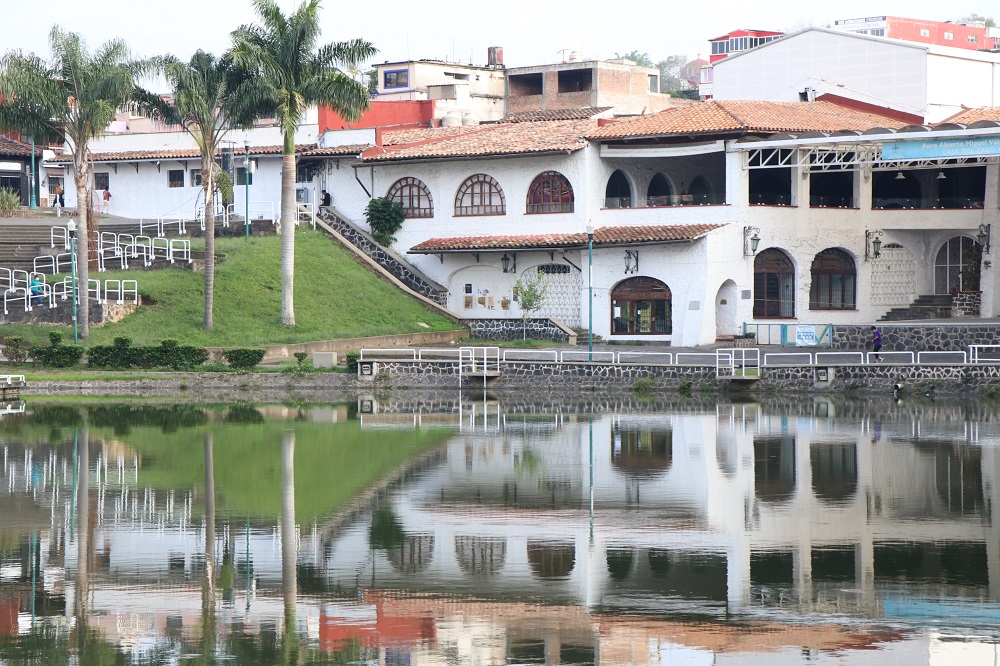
[871,325,883,363]
[102,188,112,216]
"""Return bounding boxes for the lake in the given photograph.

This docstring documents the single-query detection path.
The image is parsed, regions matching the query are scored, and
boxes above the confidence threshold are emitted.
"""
[1,393,998,665]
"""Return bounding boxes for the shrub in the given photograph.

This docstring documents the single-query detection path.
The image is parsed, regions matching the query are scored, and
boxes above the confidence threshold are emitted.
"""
[223,348,266,371]
[33,342,84,368]
[87,338,208,370]
[1,336,31,365]
[0,188,21,214]
[345,351,360,373]
[633,377,655,393]
[294,351,308,366]
[364,197,406,246]
[49,332,64,346]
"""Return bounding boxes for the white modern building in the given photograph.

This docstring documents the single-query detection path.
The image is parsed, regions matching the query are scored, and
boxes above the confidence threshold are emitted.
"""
[709,27,1000,123]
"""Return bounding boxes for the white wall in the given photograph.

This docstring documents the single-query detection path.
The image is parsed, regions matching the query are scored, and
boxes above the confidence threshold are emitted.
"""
[926,53,1000,121]
[712,30,931,118]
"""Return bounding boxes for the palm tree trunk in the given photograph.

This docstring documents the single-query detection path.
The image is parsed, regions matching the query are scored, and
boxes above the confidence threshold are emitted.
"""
[203,432,216,613]
[280,132,296,326]
[74,154,90,339]
[280,431,297,658]
[202,159,216,330]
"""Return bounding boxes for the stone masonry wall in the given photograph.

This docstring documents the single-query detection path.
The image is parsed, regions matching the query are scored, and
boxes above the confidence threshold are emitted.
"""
[467,318,572,343]
[0,299,136,326]
[952,292,981,318]
[833,324,1000,352]
[318,209,447,305]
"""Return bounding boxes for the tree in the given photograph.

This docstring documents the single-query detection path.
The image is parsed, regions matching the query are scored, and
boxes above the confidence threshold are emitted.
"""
[956,13,996,28]
[615,50,654,68]
[0,27,160,338]
[231,0,377,326]
[656,55,687,93]
[161,50,267,330]
[513,270,548,340]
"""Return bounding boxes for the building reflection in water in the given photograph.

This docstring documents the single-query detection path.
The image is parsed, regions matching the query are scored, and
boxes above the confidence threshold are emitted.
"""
[2,399,1000,663]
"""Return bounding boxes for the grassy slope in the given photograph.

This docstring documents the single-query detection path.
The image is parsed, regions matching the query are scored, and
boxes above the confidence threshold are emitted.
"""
[2,229,457,347]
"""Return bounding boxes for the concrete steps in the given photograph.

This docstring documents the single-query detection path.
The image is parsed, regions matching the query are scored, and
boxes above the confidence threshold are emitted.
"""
[573,329,603,345]
[879,294,954,321]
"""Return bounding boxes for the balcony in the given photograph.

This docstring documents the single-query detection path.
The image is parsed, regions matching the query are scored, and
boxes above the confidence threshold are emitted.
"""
[604,194,727,209]
[873,197,985,210]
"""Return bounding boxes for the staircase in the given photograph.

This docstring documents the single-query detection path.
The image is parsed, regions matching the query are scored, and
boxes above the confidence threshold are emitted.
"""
[573,329,603,345]
[879,294,954,321]
[312,206,448,306]
[0,226,54,272]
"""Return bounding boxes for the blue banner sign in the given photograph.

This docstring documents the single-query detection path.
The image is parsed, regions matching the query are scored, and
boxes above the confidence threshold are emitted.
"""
[882,137,1000,160]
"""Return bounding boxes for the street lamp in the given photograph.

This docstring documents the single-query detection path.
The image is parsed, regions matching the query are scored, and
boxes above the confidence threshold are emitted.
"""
[586,223,594,362]
[66,219,78,345]
[28,137,36,210]
[244,141,250,239]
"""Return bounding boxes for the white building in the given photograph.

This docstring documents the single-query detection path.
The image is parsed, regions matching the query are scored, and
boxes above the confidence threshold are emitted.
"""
[709,27,1000,123]
[373,59,507,124]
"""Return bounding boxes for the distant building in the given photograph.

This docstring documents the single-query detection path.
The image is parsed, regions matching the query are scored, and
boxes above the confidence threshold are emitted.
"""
[700,29,784,99]
[372,59,506,125]
[709,27,1000,122]
[833,15,1000,51]
[506,57,680,117]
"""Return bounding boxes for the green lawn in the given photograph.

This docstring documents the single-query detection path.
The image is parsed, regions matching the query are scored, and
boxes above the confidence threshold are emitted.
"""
[2,229,459,347]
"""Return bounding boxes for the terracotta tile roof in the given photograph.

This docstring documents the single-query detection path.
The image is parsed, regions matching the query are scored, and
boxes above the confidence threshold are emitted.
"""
[587,100,908,140]
[364,119,594,163]
[940,107,1000,125]
[408,223,725,253]
[0,136,41,158]
[382,125,482,146]
[500,107,613,123]
[45,144,313,163]
[300,144,372,157]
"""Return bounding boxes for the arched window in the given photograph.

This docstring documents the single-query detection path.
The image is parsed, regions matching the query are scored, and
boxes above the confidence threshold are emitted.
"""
[688,176,715,204]
[605,169,632,208]
[386,177,433,218]
[935,236,982,293]
[611,277,671,334]
[810,249,856,310]
[647,173,674,207]
[454,173,505,216]
[753,249,795,318]
[526,171,574,213]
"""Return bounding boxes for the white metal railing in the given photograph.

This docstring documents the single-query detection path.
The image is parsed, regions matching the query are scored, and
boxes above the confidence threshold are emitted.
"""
[89,279,102,304]
[764,352,812,366]
[32,253,72,275]
[717,347,760,378]
[53,277,77,303]
[168,239,193,265]
[501,349,559,363]
[867,351,915,364]
[195,205,230,230]
[158,217,187,237]
[151,237,170,261]
[3,288,30,314]
[459,346,500,382]
[917,350,967,364]
[360,349,417,361]
[969,345,1000,363]
[139,218,159,237]
[814,351,865,365]
[616,351,674,365]
[0,268,9,290]
[416,348,461,360]
[50,226,69,250]
[0,375,25,385]
[559,350,615,363]
[676,352,730,366]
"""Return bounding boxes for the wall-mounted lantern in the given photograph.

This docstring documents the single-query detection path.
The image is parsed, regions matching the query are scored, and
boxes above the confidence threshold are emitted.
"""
[624,250,639,274]
[865,229,883,261]
[743,226,761,257]
[500,252,516,273]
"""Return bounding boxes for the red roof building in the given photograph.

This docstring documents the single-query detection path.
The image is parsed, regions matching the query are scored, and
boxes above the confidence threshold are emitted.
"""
[833,15,1000,51]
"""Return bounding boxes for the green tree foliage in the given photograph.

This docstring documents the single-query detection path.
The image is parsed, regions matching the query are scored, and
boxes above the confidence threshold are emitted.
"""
[364,196,406,246]
[656,55,688,92]
[0,27,163,339]
[956,13,996,28]
[231,0,377,327]
[513,270,549,340]
[615,50,654,67]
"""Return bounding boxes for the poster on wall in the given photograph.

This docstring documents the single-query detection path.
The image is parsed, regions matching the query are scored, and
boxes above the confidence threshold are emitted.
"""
[795,326,817,346]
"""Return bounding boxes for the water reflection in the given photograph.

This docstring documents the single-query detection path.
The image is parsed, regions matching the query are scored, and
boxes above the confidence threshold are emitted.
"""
[1,396,1000,663]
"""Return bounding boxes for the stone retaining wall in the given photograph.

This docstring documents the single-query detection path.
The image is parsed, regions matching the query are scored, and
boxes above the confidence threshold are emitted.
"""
[833,324,1000,352]
[0,299,137,326]
[952,292,981,318]
[319,210,447,305]
[466,318,573,343]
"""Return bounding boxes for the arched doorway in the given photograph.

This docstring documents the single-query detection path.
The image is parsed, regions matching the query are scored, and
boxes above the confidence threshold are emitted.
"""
[647,173,673,207]
[605,169,632,208]
[935,236,982,294]
[871,243,916,307]
[753,249,795,318]
[525,263,582,328]
[688,176,714,204]
[715,279,738,338]
[611,277,671,335]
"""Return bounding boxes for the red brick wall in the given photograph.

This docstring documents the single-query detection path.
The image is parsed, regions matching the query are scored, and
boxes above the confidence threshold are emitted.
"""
[318,100,434,131]
[887,17,992,50]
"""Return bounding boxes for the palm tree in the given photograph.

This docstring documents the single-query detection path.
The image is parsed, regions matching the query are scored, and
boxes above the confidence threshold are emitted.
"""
[231,0,376,326]
[161,51,265,330]
[0,27,160,338]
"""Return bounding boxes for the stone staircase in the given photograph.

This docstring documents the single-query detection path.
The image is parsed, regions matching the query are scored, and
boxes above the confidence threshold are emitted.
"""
[879,294,954,321]
[0,226,57,272]
[314,206,448,305]
[573,329,603,345]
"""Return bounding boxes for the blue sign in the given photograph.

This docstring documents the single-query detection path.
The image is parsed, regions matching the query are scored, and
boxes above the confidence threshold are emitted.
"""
[882,137,1000,160]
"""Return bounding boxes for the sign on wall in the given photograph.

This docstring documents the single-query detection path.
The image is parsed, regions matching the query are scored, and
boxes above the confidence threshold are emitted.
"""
[882,137,1000,160]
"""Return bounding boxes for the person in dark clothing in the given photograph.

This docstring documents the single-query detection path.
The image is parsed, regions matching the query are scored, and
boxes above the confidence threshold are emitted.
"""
[871,325,882,363]
[321,190,332,207]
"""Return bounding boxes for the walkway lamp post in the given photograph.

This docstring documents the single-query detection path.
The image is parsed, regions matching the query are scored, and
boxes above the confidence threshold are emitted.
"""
[244,141,250,239]
[29,137,36,210]
[67,219,78,345]
[586,224,594,362]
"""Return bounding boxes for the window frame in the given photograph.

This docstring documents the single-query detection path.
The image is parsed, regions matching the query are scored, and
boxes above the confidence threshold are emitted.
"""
[94,173,109,191]
[809,248,857,310]
[383,69,409,89]
[611,277,672,335]
[190,169,202,187]
[387,177,434,218]
[753,248,796,319]
[526,171,574,214]
[454,173,506,216]
[236,167,253,186]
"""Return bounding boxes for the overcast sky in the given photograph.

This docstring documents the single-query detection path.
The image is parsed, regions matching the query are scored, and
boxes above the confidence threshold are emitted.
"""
[5,0,998,80]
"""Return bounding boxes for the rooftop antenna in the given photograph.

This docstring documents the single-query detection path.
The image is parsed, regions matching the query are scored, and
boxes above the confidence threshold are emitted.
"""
[557,48,572,63]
